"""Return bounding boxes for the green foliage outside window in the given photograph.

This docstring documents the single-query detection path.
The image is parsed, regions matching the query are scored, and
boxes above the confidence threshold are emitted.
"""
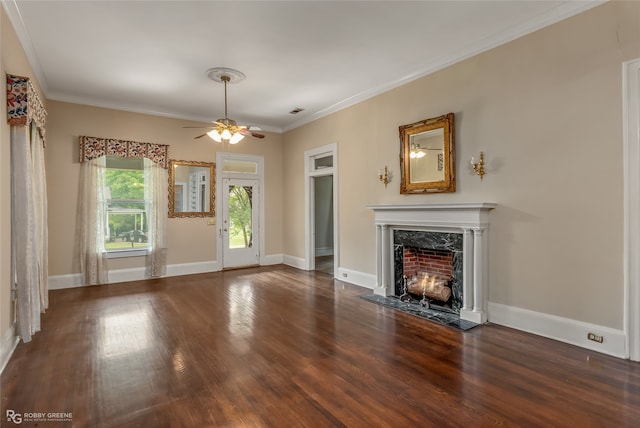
[105,168,147,249]
[228,186,252,248]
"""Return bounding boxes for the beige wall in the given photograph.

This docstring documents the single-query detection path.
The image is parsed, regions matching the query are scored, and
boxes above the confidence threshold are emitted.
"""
[1,10,47,340]
[283,1,640,330]
[46,101,283,276]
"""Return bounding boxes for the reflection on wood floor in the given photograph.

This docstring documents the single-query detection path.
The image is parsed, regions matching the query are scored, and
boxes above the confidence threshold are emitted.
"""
[2,265,639,427]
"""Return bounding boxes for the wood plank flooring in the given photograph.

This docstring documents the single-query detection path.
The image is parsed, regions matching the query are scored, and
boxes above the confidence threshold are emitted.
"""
[2,265,640,427]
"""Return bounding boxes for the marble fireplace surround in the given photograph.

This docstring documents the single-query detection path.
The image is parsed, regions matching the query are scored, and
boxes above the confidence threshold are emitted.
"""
[368,203,497,324]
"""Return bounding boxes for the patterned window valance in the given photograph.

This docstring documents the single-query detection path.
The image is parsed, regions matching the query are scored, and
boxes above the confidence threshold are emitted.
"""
[7,74,47,143]
[79,135,169,169]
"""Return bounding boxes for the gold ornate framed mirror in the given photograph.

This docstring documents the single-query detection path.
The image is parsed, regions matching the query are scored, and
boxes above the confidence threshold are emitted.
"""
[399,113,455,194]
[169,159,215,218]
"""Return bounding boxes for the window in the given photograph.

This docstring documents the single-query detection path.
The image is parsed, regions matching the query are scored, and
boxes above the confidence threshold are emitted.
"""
[104,156,149,253]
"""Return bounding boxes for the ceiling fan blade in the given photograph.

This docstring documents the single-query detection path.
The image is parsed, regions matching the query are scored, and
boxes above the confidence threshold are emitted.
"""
[183,126,212,129]
[194,133,209,139]
[239,129,265,139]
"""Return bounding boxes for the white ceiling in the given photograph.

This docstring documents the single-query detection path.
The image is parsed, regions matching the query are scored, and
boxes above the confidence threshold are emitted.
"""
[4,0,603,133]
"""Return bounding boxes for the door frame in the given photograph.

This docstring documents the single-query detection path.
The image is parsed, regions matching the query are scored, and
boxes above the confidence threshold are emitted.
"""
[304,143,338,277]
[623,58,640,361]
[216,152,265,269]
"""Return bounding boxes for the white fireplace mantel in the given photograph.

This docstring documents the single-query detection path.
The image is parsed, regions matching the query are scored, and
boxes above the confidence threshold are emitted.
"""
[368,203,497,324]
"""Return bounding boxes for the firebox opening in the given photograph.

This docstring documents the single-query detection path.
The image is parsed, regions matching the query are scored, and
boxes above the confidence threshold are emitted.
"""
[402,249,454,309]
[393,229,463,315]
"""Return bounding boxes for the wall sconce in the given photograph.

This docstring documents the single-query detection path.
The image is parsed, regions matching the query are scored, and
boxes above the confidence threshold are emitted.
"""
[378,166,390,187]
[471,152,486,181]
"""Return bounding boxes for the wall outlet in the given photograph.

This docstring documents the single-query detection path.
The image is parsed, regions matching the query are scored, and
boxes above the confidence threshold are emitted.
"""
[342,273,348,278]
[587,332,604,343]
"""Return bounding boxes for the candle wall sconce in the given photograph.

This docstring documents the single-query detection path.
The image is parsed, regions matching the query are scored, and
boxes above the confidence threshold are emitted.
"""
[471,152,486,181]
[378,166,390,187]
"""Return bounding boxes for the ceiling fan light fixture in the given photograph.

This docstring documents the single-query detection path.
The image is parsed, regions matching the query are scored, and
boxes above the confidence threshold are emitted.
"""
[207,129,222,142]
[220,128,232,140]
[229,133,245,145]
[410,143,426,159]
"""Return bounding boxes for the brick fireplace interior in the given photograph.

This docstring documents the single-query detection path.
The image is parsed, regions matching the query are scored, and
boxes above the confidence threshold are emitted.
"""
[393,230,463,314]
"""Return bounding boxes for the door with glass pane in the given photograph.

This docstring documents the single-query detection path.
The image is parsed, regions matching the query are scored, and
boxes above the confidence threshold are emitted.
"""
[222,178,259,268]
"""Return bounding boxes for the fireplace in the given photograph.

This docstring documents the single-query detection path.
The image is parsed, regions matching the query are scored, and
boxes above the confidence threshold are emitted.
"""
[368,203,496,324]
[394,230,462,313]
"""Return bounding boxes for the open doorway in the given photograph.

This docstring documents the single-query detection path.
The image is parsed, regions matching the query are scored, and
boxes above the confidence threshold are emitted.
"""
[314,175,334,275]
[305,143,338,277]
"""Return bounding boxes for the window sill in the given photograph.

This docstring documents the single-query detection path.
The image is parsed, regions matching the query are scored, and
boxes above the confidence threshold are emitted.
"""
[106,249,148,259]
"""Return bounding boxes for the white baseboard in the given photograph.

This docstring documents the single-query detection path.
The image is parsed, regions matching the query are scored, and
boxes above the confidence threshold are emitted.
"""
[49,273,85,289]
[49,257,295,289]
[165,261,220,277]
[488,302,627,359]
[283,254,306,270]
[0,324,19,375]
[49,260,221,289]
[336,267,376,290]
[262,254,283,266]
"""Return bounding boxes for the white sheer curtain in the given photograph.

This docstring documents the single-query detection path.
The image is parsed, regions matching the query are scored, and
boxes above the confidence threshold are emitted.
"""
[31,122,49,311]
[11,122,48,343]
[144,158,168,277]
[78,156,109,285]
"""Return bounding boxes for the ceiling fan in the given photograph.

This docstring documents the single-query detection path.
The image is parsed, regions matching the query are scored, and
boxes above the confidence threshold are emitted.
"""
[410,143,442,158]
[186,67,264,144]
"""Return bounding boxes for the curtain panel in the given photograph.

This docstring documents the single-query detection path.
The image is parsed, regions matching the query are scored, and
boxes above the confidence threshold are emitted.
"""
[78,157,110,285]
[7,74,48,343]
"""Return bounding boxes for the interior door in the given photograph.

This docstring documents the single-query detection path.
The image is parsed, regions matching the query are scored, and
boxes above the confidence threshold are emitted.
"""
[222,178,259,268]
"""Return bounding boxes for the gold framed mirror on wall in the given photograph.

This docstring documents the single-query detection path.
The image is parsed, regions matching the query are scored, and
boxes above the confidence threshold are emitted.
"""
[399,113,455,194]
[168,159,215,218]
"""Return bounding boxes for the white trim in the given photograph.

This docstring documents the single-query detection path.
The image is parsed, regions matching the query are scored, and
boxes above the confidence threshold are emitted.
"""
[261,254,283,266]
[48,260,221,289]
[1,0,49,93]
[2,0,603,133]
[336,267,376,290]
[623,58,640,361]
[165,260,220,277]
[304,143,339,276]
[489,302,627,359]
[49,273,85,289]
[283,1,606,132]
[0,324,19,375]
[283,254,306,270]
[215,153,265,269]
[105,249,148,259]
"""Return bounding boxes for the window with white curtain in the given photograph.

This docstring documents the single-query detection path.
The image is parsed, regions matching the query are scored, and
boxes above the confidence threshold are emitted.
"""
[78,136,168,284]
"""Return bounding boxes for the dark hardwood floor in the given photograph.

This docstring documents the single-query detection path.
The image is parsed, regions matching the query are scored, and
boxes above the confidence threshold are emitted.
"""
[2,265,639,427]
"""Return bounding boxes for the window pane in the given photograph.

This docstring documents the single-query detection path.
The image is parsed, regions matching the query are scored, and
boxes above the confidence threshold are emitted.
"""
[223,160,258,174]
[228,185,252,249]
[106,201,148,251]
[104,157,148,251]
[314,155,333,170]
